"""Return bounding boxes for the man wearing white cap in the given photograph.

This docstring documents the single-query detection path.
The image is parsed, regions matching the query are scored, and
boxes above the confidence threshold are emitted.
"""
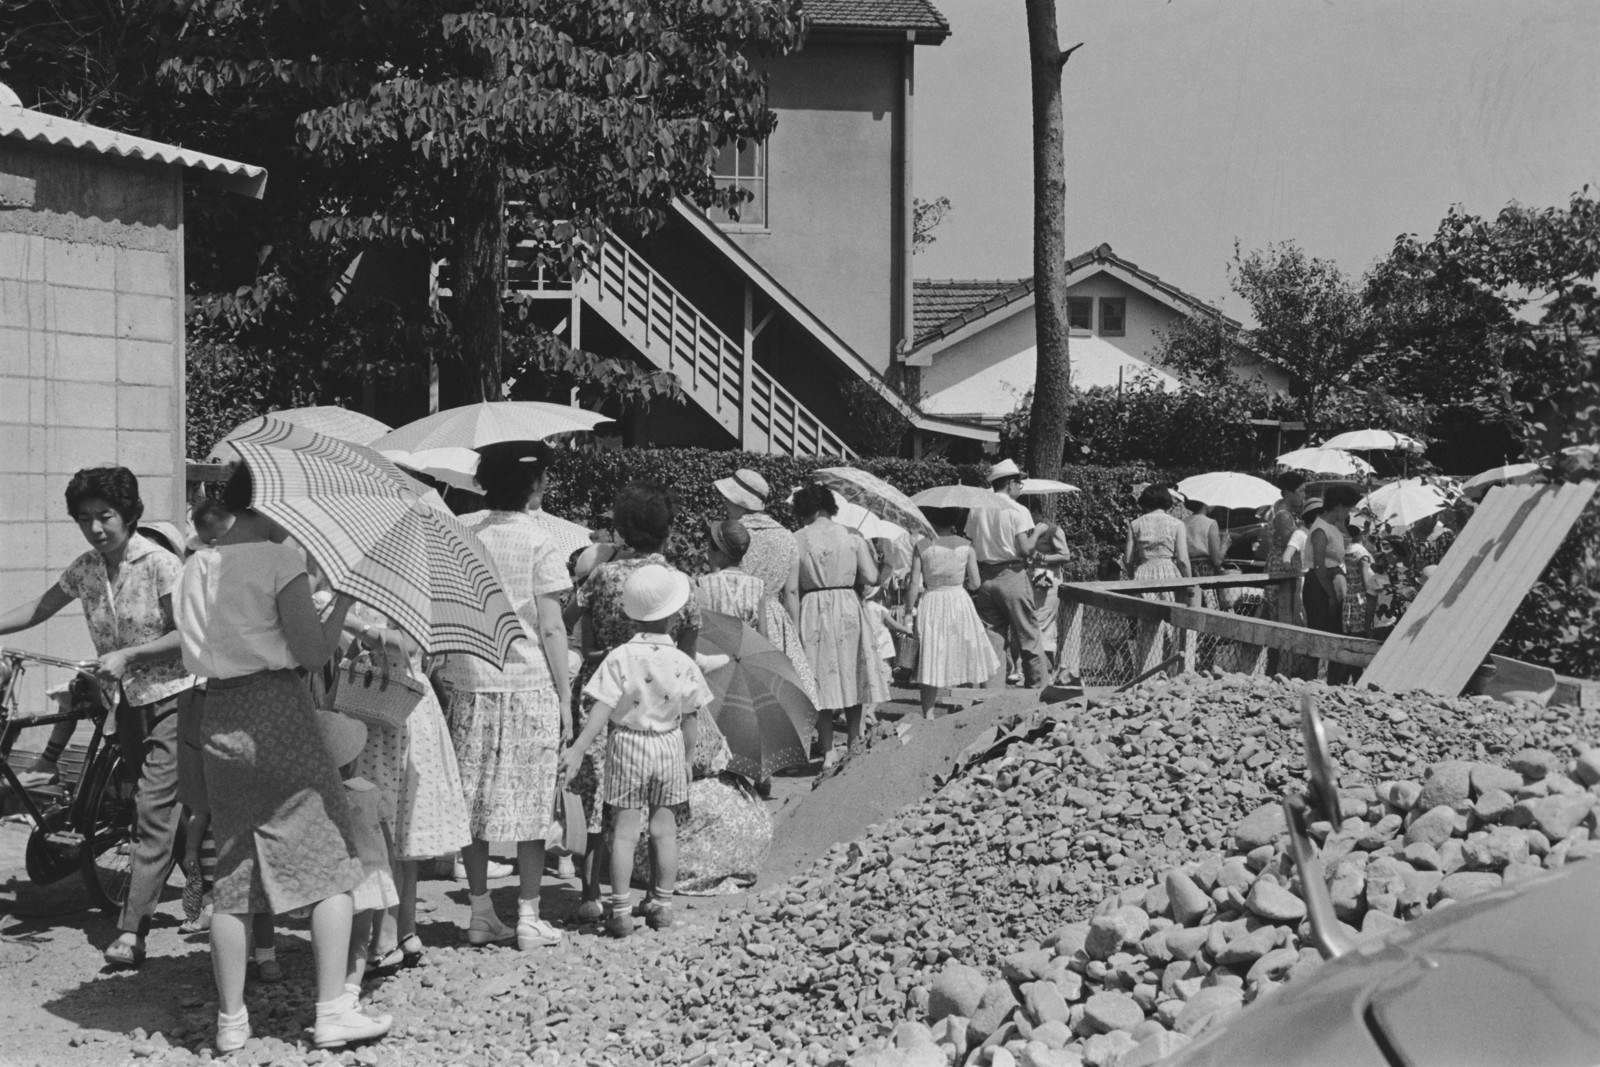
[965,459,1049,687]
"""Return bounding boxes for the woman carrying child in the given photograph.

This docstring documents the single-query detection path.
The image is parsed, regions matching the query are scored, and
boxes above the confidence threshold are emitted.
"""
[695,519,818,704]
[907,507,999,720]
[562,565,711,938]
[565,482,700,919]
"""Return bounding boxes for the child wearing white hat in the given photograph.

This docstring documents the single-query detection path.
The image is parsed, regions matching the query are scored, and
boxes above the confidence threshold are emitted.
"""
[561,565,713,938]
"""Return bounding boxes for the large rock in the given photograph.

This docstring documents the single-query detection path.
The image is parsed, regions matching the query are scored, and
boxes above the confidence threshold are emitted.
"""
[1082,990,1144,1034]
[1165,871,1211,927]
[1025,982,1073,1026]
[927,962,987,1023]
[1363,856,1409,917]
[1021,1047,1084,1067]
[1082,1031,1139,1067]
[1120,1031,1191,1067]
[1462,826,1530,870]
[1524,794,1595,840]
[1175,986,1244,1035]
[1509,749,1561,781]
[1417,761,1474,811]
[1404,805,1457,848]
[1573,749,1600,787]
[1003,950,1057,983]
[1246,879,1307,923]
[1471,763,1524,797]
[969,980,1020,1045]
[1234,804,1287,850]
[1436,871,1502,903]
[1085,908,1150,961]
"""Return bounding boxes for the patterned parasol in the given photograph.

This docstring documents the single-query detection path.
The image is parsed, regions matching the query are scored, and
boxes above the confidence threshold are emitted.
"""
[228,418,525,666]
[372,401,611,453]
[696,610,817,781]
[812,467,936,539]
[210,406,391,463]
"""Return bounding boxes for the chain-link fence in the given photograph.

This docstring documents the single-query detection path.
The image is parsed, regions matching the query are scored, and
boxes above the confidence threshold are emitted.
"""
[1059,577,1336,689]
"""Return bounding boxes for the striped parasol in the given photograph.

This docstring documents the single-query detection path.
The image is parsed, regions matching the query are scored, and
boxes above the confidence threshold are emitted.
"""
[228,418,525,666]
[209,406,391,463]
[813,467,936,539]
[696,610,816,780]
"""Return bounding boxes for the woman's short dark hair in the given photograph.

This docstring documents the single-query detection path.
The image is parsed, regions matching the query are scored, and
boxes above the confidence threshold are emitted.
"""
[1323,483,1362,510]
[1274,470,1308,494]
[612,481,675,552]
[920,505,963,531]
[1183,497,1208,514]
[474,441,552,511]
[191,496,230,529]
[1138,485,1172,513]
[792,483,838,520]
[221,462,254,513]
[64,467,144,528]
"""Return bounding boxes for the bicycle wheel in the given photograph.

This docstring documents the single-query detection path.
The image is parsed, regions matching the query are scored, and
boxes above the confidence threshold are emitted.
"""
[77,750,137,914]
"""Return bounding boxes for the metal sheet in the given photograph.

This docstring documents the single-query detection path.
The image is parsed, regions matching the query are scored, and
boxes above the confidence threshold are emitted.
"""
[0,104,266,198]
[1362,481,1598,695]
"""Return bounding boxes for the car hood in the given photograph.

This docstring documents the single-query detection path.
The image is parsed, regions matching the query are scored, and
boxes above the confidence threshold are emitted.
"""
[1167,858,1600,1067]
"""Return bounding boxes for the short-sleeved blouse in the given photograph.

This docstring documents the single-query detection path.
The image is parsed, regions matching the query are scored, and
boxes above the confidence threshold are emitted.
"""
[1309,517,1348,572]
[695,570,767,626]
[442,510,571,693]
[576,553,702,653]
[174,541,306,680]
[917,537,973,590]
[739,513,799,603]
[1129,511,1185,564]
[59,533,191,704]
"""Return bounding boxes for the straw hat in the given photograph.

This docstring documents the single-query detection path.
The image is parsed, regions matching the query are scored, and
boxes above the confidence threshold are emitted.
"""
[622,564,691,622]
[315,710,368,767]
[1300,497,1325,518]
[714,468,770,512]
[986,459,1024,484]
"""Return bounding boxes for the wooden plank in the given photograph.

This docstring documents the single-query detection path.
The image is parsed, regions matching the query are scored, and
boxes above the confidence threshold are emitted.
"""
[1056,585,1174,623]
[1362,481,1599,695]
[1168,601,1382,667]
[1072,574,1293,595]
[1467,654,1558,706]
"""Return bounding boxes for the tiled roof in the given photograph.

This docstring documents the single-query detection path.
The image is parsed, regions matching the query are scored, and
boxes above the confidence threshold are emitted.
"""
[0,95,267,198]
[805,0,951,37]
[912,242,1240,350]
[913,278,1033,346]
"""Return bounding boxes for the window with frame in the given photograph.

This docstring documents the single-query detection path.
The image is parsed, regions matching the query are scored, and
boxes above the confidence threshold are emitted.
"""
[1099,297,1126,337]
[1067,297,1093,332]
[710,140,767,228]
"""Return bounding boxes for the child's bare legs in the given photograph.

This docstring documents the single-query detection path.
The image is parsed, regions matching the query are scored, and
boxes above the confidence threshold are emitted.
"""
[843,705,864,754]
[395,860,419,947]
[645,806,677,903]
[609,808,643,913]
[309,893,355,1004]
[919,685,940,720]
[579,833,605,911]
[347,909,374,991]
[211,912,250,1014]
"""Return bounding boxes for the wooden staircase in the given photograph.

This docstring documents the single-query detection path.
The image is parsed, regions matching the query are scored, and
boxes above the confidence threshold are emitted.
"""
[509,236,854,458]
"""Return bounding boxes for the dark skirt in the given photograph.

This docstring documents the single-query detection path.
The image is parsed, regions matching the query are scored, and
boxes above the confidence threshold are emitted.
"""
[1304,575,1342,635]
[203,670,363,914]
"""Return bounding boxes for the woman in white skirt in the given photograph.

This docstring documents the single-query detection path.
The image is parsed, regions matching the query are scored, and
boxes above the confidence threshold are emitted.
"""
[907,507,999,719]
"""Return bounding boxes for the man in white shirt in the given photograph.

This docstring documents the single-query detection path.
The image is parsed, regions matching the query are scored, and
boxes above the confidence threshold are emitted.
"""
[965,460,1048,687]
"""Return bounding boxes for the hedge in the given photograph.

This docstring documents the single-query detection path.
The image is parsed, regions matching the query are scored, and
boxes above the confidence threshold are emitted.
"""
[540,447,1196,579]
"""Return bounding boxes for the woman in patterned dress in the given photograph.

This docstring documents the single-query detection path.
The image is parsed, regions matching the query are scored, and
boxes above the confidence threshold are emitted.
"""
[172,463,389,1053]
[440,441,571,952]
[908,507,999,719]
[1123,485,1193,672]
[791,484,888,768]
[565,481,700,919]
[715,468,801,624]
[695,518,819,704]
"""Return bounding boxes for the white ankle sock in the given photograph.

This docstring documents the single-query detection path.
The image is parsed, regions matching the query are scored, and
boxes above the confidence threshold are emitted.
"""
[517,898,539,918]
[315,992,354,1018]
[469,891,495,916]
[217,1006,249,1027]
[343,982,361,1000]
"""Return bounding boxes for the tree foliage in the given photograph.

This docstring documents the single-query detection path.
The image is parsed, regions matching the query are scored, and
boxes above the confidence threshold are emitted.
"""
[912,196,950,253]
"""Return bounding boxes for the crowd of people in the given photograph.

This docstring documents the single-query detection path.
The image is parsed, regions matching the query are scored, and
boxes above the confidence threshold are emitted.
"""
[0,450,1455,1054]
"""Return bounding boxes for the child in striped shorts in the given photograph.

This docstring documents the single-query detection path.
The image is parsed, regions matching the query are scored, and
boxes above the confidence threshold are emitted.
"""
[562,565,712,939]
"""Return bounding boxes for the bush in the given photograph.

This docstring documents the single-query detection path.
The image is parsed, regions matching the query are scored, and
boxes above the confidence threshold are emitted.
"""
[1495,499,1600,679]
[541,447,1194,575]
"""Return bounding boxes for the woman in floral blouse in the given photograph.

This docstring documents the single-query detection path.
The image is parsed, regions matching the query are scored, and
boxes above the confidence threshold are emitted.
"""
[0,467,193,969]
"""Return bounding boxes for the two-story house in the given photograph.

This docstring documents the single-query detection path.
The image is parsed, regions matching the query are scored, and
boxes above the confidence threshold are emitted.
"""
[908,243,1290,427]
[504,0,998,460]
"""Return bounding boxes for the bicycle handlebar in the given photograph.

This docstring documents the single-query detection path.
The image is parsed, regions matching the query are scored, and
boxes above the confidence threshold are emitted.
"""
[0,648,100,673]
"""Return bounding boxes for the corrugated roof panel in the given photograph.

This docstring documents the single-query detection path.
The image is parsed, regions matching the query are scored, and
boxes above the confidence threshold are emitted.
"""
[1361,480,1599,695]
[0,104,267,198]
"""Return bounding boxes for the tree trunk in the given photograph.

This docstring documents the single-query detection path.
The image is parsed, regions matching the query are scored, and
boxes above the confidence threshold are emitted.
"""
[1023,0,1075,479]
[449,151,507,405]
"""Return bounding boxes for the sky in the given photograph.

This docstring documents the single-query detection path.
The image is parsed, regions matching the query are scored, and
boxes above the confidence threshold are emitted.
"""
[911,0,1600,320]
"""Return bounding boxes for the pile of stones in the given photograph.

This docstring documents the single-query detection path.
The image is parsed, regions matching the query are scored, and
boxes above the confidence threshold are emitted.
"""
[672,673,1600,1066]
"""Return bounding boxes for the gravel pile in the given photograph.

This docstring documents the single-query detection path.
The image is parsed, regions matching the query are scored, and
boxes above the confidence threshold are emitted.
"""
[671,673,1600,1066]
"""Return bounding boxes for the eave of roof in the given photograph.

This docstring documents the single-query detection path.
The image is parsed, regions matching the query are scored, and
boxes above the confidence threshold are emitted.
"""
[805,0,951,41]
[0,100,267,198]
[911,243,1242,353]
[673,199,996,444]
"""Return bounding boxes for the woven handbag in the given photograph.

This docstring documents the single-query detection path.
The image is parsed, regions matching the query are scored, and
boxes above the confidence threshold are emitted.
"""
[332,649,426,730]
[894,632,920,672]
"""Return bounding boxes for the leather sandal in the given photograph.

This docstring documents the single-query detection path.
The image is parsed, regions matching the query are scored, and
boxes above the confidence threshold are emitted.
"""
[398,933,425,968]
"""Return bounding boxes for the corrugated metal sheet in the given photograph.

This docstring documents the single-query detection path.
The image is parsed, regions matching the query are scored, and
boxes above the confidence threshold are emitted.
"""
[1362,481,1599,695]
[0,104,266,198]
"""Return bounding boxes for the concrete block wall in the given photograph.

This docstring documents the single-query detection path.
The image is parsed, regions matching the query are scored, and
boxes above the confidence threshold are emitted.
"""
[0,143,185,714]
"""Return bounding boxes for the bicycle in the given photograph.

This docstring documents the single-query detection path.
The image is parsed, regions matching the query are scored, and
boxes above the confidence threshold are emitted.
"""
[0,648,141,913]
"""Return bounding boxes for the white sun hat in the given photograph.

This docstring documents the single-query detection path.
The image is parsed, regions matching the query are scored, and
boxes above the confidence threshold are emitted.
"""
[622,564,691,622]
[713,468,771,512]
[986,458,1024,483]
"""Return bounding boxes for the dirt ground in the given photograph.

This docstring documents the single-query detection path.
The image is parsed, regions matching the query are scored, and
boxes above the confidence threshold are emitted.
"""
[0,685,1041,1067]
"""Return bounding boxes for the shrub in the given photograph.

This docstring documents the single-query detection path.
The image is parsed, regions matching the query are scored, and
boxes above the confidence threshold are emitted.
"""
[1495,499,1600,679]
